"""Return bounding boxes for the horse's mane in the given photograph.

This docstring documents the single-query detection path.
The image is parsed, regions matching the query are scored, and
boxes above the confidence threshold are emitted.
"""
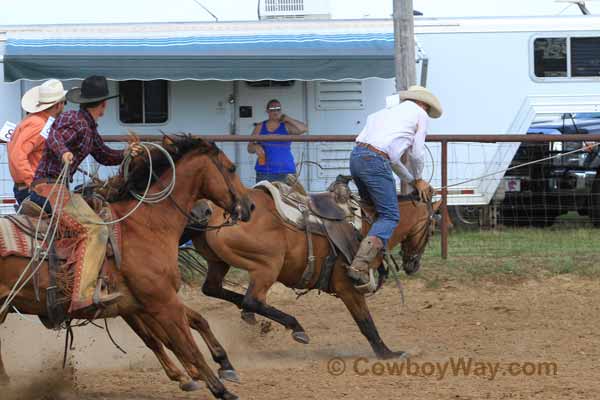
[104,134,218,202]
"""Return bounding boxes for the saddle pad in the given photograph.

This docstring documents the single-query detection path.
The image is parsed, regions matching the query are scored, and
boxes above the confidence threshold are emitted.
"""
[0,218,37,258]
[0,206,122,261]
[254,181,362,231]
[254,181,319,227]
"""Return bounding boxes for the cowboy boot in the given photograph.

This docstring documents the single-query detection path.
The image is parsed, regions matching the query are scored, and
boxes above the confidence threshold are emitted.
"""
[347,236,383,292]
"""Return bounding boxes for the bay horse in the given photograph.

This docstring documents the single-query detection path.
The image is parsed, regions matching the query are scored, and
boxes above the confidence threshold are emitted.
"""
[0,136,253,400]
[190,181,440,360]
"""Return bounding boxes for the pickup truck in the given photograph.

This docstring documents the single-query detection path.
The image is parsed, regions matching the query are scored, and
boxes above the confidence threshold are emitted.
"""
[499,113,600,227]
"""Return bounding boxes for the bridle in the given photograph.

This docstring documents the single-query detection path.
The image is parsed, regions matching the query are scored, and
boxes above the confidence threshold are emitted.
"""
[357,196,434,272]
[400,198,434,261]
[146,143,242,231]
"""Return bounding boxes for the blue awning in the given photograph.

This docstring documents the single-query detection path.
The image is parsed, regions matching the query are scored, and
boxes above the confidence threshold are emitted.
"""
[3,21,406,82]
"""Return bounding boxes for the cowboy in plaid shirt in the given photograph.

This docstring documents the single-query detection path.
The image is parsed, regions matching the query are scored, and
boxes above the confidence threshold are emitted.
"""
[31,76,141,314]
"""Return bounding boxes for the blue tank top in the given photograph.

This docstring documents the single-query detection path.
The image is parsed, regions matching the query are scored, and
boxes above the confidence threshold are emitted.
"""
[255,121,296,174]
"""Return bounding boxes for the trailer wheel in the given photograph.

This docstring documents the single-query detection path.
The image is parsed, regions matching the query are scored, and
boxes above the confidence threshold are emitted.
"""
[448,206,480,229]
[590,173,600,227]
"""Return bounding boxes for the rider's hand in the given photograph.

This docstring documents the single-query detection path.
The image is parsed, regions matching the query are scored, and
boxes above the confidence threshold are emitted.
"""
[413,179,433,203]
[62,152,74,165]
[126,142,143,158]
[583,142,595,153]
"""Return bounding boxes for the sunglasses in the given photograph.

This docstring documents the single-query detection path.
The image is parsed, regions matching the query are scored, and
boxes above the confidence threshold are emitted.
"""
[267,106,282,111]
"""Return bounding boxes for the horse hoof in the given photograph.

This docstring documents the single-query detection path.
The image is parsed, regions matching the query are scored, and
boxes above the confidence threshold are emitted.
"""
[240,311,257,325]
[378,351,409,360]
[179,380,203,392]
[222,390,240,400]
[292,331,310,344]
[219,369,241,384]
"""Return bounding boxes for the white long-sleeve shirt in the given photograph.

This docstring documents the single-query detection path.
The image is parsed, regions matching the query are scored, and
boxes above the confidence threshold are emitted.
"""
[355,100,428,182]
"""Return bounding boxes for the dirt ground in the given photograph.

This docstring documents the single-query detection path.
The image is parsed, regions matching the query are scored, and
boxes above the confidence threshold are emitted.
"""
[2,276,600,400]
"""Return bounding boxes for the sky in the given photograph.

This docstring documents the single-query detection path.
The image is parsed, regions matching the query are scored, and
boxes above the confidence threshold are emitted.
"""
[0,0,599,25]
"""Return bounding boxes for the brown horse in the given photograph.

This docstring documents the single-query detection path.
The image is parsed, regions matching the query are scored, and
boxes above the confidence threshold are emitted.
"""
[0,136,253,399]
[190,181,439,359]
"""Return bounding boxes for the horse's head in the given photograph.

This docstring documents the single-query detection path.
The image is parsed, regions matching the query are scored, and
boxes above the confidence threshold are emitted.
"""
[118,135,254,223]
[398,198,442,275]
[160,135,255,223]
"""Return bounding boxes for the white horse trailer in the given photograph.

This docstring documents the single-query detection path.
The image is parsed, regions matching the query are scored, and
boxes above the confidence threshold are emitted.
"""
[0,15,599,214]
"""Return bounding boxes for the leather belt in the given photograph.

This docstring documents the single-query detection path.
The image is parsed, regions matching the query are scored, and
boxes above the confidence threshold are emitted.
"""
[31,178,62,188]
[356,142,390,160]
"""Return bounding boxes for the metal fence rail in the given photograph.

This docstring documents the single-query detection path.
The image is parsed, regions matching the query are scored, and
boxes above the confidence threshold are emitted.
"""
[103,134,600,259]
[2,134,598,259]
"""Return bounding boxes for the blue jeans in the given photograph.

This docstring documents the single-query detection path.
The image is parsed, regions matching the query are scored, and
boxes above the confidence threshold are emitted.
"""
[13,184,30,206]
[255,172,290,184]
[349,146,400,246]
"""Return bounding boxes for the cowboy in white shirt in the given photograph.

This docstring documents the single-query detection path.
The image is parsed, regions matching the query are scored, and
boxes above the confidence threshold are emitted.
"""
[348,85,443,291]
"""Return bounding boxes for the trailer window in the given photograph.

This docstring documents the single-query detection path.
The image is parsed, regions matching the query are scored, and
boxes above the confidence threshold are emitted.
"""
[571,37,600,77]
[119,80,169,124]
[533,38,567,78]
[246,80,295,88]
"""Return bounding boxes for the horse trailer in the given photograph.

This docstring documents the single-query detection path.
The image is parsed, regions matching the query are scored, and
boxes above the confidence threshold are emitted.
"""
[0,15,599,215]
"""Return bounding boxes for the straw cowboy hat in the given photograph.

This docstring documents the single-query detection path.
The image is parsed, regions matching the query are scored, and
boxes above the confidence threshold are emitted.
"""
[66,75,118,104]
[21,79,67,114]
[399,85,443,119]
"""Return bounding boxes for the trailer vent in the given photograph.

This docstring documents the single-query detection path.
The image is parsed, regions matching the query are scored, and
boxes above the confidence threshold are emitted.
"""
[260,0,330,20]
[264,0,304,12]
[315,81,364,110]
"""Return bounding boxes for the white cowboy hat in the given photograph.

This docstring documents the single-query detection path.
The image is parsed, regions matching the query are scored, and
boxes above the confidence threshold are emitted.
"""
[21,79,67,114]
[399,85,443,119]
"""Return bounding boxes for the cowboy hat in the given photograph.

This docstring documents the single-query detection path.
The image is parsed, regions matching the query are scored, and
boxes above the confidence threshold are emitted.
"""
[21,79,67,114]
[66,75,118,104]
[399,85,443,119]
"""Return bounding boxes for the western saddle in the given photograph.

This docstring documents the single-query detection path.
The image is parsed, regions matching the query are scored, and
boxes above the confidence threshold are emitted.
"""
[254,174,364,291]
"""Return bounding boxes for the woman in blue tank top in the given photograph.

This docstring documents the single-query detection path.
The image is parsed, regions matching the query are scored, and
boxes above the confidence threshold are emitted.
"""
[247,99,308,183]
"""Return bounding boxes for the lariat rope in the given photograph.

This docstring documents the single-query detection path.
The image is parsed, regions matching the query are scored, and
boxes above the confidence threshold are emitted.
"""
[432,142,600,191]
[90,142,176,225]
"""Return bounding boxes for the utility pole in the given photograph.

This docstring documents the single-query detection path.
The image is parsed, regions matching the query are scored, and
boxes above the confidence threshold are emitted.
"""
[393,0,417,194]
[393,0,416,92]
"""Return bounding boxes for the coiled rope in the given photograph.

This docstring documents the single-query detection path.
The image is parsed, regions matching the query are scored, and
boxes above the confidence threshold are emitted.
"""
[89,141,176,225]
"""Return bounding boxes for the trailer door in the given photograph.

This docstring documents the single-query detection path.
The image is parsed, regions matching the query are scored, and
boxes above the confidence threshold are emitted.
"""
[236,80,307,188]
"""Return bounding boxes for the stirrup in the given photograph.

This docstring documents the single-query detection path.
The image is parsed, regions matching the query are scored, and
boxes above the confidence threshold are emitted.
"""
[19,198,49,218]
[352,269,377,294]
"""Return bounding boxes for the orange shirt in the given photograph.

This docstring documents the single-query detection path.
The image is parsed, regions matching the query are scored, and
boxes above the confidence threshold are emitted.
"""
[7,111,52,187]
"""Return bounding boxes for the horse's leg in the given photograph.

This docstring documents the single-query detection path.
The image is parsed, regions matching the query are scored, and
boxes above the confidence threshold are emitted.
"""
[331,264,406,360]
[0,337,9,385]
[201,259,256,324]
[143,303,238,400]
[185,306,240,383]
[122,314,201,392]
[241,276,309,344]
[0,298,9,385]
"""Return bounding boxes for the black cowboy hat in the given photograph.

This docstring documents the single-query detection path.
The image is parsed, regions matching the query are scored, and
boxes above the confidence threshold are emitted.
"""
[66,75,119,104]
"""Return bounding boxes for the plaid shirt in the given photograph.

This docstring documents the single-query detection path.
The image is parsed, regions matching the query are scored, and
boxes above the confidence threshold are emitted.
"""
[34,109,124,181]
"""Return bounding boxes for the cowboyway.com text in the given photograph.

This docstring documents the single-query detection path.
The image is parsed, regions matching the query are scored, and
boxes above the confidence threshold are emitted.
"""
[326,357,558,380]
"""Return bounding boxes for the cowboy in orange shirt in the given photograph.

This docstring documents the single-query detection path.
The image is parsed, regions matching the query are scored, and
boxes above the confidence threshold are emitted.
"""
[8,79,67,205]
